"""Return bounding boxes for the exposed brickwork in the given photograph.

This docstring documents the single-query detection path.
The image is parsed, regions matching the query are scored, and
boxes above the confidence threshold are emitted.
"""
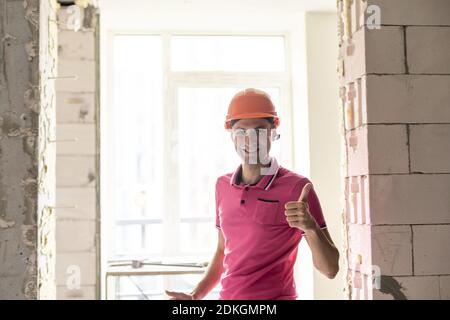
[338,0,450,299]
[55,5,99,300]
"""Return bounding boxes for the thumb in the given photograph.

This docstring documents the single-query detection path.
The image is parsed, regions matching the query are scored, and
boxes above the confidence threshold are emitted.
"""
[298,182,313,203]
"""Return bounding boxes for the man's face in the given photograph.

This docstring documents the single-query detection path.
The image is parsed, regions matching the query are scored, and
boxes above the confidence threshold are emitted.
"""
[230,118,274,165]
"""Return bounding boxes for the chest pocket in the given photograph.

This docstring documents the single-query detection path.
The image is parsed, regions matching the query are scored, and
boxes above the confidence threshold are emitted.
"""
[252,198,286,225]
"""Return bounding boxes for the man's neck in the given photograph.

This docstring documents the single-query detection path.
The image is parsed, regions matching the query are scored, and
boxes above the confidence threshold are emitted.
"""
[240,160,272,185]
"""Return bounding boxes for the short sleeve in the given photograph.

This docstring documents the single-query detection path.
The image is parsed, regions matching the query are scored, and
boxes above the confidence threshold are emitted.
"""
[293,178,327,231]
[215,179,221,229]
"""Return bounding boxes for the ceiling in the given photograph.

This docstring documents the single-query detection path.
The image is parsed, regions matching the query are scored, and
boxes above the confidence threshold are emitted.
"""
[97,0,337,31]
[98,0,337,14]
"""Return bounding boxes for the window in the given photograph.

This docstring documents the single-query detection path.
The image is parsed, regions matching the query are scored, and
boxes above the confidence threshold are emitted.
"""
[106,33,292,299]
[111,35,164,257]
[171,35,286,71]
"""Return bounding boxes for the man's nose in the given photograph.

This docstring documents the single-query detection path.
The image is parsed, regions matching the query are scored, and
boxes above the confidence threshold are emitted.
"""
[244,134,259,145]
[245,131,259,140]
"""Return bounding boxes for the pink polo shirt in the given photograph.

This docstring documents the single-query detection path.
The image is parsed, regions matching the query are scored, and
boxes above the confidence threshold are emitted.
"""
[215,158,327,300]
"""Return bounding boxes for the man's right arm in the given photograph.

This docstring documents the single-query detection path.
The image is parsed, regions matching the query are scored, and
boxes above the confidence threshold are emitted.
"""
[166,230,225,300]
[190,229,225,299]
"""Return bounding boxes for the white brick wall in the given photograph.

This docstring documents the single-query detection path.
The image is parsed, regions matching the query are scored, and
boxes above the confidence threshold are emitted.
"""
[367,125,409,174]
[365,26,405,74]
[347,224,372,275]
[372,225,412,276]
[407,27,450,74]
[413,225,450,275]
[56,188,96,220]
[397,276,440,299]
[341,28,365,83]
[56,92,96,123]
[56,60,96,92]
[345,175,370,225]
[341,26,405,83]
[368,0,450,26]
[346,127,369,176]
[58,31,95,60]
[346,125,409,176]
[365,75,450,123]
[410,124,450,173]
[369,174,450,225]
[374,276,440,300]
[56,252,97,285]
[339,0,450,299]
[56,156,96,187]
[56,220,96,253]
[55,7,98,300]
[56,124,96,155]
[56,286,97,300]
[440,276,450,299]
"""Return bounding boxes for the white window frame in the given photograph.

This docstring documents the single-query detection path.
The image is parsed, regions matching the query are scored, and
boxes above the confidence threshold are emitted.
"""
[101,30,297,299]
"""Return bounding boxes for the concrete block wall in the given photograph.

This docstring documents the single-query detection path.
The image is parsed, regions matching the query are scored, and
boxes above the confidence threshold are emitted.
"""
[55,5,99,300]
[338,0,450,299]
[0,0,58,299]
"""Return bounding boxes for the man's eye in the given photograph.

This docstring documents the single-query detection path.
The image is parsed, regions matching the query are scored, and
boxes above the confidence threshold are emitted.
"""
[256,129,268,135]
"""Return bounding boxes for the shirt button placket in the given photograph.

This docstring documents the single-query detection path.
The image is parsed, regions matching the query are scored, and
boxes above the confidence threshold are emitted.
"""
[241,185,250,205]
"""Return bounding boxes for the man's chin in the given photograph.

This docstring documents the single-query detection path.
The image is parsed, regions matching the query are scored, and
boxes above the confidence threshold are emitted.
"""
[238,153,271,166]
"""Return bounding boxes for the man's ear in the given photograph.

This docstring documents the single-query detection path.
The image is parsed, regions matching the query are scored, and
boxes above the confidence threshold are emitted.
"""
[273,117,280,128]
[271,129,280,141]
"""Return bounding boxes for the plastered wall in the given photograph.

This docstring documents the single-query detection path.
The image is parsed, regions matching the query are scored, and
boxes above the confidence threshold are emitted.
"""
[0,0,58,299]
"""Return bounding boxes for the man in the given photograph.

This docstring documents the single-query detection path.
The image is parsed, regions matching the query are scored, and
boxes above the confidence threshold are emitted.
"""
[166,88,339,300]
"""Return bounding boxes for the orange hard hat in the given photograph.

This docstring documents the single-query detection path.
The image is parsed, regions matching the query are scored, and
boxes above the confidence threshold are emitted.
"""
[224,88,280,129]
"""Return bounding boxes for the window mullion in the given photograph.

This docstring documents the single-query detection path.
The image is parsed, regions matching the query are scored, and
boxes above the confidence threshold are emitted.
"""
[163,32,180,258]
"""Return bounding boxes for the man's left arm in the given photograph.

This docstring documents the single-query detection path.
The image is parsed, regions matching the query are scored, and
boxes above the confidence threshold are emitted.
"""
[304,226,340,279]
[284,183,340,279]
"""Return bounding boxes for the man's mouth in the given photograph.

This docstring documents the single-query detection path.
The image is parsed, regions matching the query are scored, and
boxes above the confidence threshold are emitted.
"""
[244,147,259,154]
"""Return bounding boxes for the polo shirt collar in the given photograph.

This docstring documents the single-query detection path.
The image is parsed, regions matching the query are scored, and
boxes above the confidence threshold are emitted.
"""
[230,157,280,190]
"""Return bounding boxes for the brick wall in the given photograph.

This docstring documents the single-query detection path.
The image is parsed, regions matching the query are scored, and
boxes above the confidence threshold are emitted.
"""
[55,5,99,300]
[338,0,450,299]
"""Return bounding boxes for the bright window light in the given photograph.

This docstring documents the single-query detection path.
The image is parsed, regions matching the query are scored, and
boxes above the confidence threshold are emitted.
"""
[108,32,289,300]
[112,35,164,256]
[171,35,286,71]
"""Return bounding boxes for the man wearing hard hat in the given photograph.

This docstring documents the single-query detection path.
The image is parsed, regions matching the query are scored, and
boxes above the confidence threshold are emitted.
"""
[167,88,339,300]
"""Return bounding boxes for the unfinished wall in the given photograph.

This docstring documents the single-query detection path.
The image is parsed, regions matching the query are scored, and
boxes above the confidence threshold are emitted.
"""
[0,0,57,299]
[338,0,450,299]
[54,4,99,299]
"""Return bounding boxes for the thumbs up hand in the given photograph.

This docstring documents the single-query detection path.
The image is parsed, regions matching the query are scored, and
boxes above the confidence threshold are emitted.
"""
[284,183,318,232]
